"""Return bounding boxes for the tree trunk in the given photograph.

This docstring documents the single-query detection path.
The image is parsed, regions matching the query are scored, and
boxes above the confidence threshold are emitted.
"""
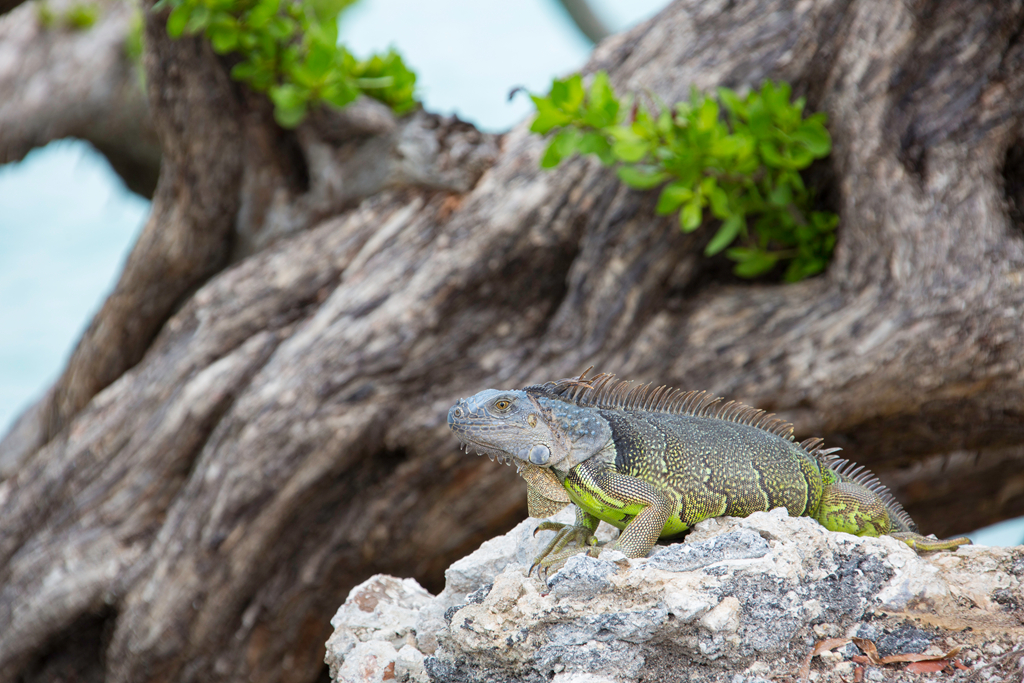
[1,0,1023,681]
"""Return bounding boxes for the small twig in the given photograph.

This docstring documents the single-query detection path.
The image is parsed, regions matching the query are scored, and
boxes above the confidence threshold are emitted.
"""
[553,0,610,43]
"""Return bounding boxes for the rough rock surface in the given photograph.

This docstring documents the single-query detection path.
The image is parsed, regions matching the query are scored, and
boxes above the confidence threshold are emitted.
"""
[326,509,1024,683]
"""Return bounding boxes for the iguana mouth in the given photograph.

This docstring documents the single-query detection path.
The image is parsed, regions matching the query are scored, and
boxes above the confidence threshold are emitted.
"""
[456,438,515,466]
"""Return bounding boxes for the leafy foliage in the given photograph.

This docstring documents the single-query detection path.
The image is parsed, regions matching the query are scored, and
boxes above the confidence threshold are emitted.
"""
[125,8,145,64]
[36,1,100,30]
[65,2,100,28]
[154,0,418,127]
[530,72,837,281]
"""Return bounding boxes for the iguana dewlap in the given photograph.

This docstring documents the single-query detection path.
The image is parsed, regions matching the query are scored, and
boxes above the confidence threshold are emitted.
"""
[447,371,970,568]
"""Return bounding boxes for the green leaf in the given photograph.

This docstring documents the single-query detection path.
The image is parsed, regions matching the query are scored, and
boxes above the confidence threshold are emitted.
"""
[699,176,717,197]
[309,0,357,23]
[791,121,831,157]
[746,97,771,138]
[586,71,618,127]
[708,185,730,219]
[696,97,720,131]
[355,76,395,90]
[617,166,669,189]
[550,74,585,113]
[760,81,791,116]
[611,136,649,163]
[540,129,581,168]
[653,105,671,136]
[530,97,572,134]
[322,80,358,108]
[680,196,703,231]
[64,2,98,29]
[209,26,238,53]
[274,101,308,128]
[656,181,694,215]
[303,40,334,80]
[577,132,612,163]
[782,169,806,194]
[709,134,745,158]
[728,248,778,277]
[266,16,296,41]
[540,141,562,168]
[811,211,840,232]
[166,4,189,37]
[759,140,798,169]
[229,59,260,87]
[184,5,210,33]
[269,84,308,112]
[247,0,279,27]
[768,181,792,207]
[784,255,826,282]
[705,214,743,255]
[717,87,747,120]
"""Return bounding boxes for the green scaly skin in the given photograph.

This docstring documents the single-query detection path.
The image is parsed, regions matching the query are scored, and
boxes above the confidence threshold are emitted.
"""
[448,372,971,572]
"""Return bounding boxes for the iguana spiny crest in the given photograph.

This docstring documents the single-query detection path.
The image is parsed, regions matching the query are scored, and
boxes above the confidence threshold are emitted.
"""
[448,370,969,569]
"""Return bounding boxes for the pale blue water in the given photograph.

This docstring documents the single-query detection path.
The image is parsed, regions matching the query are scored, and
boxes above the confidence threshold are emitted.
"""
[969,516,1024,547]
[0,140,150,430]
[1,0,1021,546]
[340,0,669,133]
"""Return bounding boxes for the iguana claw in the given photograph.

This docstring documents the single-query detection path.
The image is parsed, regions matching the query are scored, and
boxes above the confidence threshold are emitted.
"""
[530,522,602,579]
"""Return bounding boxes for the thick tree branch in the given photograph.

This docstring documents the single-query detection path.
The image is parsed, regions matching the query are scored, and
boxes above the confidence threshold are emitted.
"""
[0,1,498,477]
[554,0,610,44]
[0,0,160,194]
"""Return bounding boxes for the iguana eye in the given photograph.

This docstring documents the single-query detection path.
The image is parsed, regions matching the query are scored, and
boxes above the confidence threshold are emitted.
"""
[495,399,511,410]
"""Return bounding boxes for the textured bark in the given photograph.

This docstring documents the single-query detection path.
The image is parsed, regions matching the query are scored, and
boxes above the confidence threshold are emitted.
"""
[2,0,1024,682]
[0,0,160,195]
[555,0,610,43]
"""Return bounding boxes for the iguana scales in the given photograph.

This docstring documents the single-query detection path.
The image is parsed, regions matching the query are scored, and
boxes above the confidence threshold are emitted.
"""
[447,371,970,569]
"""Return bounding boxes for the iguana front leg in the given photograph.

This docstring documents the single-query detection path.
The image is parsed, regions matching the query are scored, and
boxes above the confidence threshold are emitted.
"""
[531,505,601,577]
[531,468,675,575]
[519,463,571,518]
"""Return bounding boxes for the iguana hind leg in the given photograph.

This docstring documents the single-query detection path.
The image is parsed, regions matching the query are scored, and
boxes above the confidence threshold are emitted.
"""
[816,480,971,551]
[815,481,892,537]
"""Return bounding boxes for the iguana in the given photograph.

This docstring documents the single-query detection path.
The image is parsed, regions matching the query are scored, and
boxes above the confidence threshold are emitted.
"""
[447,371,970,570]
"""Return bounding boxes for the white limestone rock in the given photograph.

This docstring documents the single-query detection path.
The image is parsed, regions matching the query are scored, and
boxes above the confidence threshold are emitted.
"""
[326,509,1024,683]
[413,505,619,654]
[325,574,433,680]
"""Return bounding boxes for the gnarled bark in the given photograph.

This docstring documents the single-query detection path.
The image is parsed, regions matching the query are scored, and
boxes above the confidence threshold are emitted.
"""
[1,0,1023,682]
[0,0,160,195]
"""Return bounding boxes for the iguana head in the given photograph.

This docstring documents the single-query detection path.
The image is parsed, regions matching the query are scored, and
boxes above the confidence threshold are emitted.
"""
[447,388,611,472]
